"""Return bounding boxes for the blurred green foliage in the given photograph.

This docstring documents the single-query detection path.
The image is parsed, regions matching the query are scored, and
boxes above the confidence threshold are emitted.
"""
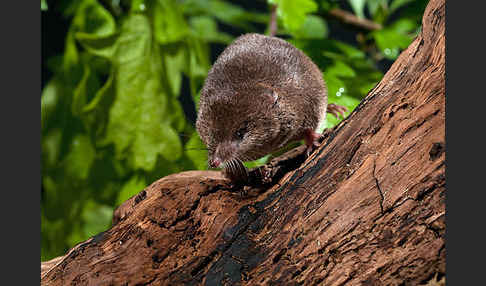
[41,0,427,261]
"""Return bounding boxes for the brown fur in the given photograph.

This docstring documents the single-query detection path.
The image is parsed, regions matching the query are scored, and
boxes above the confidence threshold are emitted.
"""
[196,33,328,170]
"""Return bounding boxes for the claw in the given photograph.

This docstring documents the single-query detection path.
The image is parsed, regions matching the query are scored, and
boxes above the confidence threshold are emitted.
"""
[259,167,273,184]
[304,129,322,157]
[328,103,349,119]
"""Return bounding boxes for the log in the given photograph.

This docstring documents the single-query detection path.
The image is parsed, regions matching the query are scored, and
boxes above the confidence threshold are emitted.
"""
[41,0,445,284]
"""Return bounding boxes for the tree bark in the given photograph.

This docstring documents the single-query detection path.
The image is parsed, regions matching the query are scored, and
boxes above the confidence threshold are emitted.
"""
[41,0,445,285]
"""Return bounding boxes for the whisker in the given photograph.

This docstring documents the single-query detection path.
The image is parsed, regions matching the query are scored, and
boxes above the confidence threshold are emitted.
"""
[227,160,235,175]
[184,147,209,151]
[177,132,195,139]
[237,158,249,178]
[232,157,248,182]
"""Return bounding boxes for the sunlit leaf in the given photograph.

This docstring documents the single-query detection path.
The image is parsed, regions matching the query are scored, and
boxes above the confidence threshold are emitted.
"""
[41,0,48,11]
[64,31,80,71]
[244,155,271,169]
[104,14,182,170]
[162,48,185,97]
[325,61,356,78]
[187,38,211,79]
[131,0,147,12]
[72,65,91,116]
[323,73,346,102]
[154,0,190,44]
[371,18,416,59]
[181,0,268,29]
[76,33,119,59]
[348,0,366,19]
[334,41,365,59]
[367,0,385,16]
[83,71,114,112]
[391,18,416,33]
[189,16,233,44]
[269,0,318,32]
[291,15,328,39]
[72,0,116,37]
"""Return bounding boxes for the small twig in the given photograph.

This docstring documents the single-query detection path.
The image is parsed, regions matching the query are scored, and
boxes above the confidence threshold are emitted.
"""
[328,8,382,31]
[372,158,385,214]
[268,4,278,37]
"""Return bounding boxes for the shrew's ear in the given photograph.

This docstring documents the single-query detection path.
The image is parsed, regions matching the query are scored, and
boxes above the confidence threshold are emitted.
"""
[257,82,278,106]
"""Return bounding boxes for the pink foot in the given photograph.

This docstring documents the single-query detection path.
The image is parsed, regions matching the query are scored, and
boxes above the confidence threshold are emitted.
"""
[304,129,322,157]
[327,103,349,119]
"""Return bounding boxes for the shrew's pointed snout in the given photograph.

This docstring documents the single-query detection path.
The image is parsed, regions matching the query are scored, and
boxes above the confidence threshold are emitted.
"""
[209,141,238,168]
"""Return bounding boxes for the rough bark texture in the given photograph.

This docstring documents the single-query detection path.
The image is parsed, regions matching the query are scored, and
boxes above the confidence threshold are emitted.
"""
[41,0,445,284]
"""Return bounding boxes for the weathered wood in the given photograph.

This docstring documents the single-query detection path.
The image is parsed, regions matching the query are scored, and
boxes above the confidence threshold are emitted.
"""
[41,0,445,284]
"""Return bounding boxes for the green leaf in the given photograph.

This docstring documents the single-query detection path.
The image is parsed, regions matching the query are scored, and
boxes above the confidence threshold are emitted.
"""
[325,61,356,78]
[291,38,381,102]
[104,14,182,171]
[73,0,116,37]
[132,120,182,167]
[244,155,270,169]
[162,48,185,97]
[334,41,365,59]
[154,0,190,44]
[71,60,104,120]
[291,15,328,39]
[186,38,211,79]
[167,98,186,132]
[348,0,366,19]
[64,31,80,71]
[64,134,96,180]
[76,33,119,59]
[269,0,318,32]
[189,16,233,44]
[131,0,147,12]
[181,0,268,30]
[371,18,416,59]
[72,65,91,116]
[367,0,382,16]
[116,175,146,206]
[41,0,48,11]
[64,0,115,69]
[323,73,346,101]
[207,0,254,25]
[390,18,416,33]
[83,70,114,112]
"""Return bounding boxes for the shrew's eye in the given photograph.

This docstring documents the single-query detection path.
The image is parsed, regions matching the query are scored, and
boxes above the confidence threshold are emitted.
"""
[235,125,247,140]
[235,121,250,140]
[236,129,245,140]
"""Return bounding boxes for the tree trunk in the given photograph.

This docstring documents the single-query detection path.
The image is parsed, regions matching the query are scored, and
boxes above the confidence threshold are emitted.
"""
[41,0,445,285]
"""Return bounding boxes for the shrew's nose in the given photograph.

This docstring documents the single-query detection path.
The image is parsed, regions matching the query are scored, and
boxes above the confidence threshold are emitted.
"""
[209,157,221,168]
